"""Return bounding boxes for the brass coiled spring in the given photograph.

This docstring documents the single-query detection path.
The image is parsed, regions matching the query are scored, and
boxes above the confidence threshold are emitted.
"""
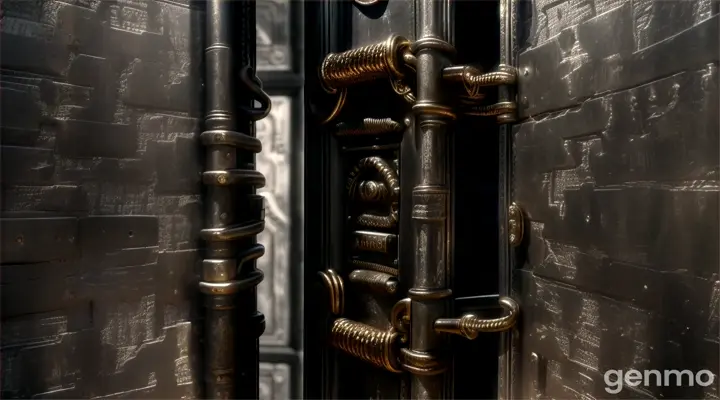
[319,35,416,124]
[321,35,411,92]
[335,118,404,137]
[330,318,403,373]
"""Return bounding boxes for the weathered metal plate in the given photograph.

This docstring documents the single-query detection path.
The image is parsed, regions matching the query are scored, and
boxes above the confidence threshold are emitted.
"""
[512,1,719,398]
[0,0,204,397]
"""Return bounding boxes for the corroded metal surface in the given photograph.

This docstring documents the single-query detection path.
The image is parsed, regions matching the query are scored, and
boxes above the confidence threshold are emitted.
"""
[511,1,719,399]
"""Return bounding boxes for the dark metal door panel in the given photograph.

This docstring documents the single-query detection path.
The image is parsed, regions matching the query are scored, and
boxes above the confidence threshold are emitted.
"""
[508,1,719,398]
[304,1,522,398]
[0,0,266,398]
[303,1,420,399]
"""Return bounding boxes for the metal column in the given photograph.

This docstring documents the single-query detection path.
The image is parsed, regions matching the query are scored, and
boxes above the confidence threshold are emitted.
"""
[199,0,268,398]
[406,0,455,398]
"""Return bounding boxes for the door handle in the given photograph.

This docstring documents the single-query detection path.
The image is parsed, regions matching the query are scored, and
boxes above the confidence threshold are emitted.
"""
[318,269,409,374]
[434,296,519,339]
[318,269,518,372]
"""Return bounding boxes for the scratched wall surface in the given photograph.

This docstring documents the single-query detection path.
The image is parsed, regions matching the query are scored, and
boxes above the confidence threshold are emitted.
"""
[513,0,719,398]
[0,0,294,398]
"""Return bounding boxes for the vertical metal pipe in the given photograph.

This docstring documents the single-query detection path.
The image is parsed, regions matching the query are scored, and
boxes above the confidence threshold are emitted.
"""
[199,0,267,398]
[497,0,518,398]
[405,0,455,399]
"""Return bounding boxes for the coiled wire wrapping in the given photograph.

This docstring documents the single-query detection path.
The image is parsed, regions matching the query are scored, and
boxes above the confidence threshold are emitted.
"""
[329,298,410,374]
[443,64,518,120]
[434,296,520,340]
[347,157,400,229]
[335,118,404,137]
[319,35,416,124]
[330,318,404,373]
[443,64,517,99]
[321,35,411,91]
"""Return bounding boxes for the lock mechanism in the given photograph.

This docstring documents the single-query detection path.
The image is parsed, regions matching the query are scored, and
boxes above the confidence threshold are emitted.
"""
[319,269,519,374]
[315,20,521,398]
[317,34,518,124]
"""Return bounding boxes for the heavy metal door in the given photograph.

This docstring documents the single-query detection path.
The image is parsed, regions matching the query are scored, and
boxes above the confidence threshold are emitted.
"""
[303,1,719,400]
[303,0,519,398]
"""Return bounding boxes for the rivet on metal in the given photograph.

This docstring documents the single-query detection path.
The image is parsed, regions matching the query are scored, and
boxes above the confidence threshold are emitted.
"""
[508,202,524,247]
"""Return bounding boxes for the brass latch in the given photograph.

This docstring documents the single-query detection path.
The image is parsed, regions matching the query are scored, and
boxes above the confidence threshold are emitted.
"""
[317,35,518,124]
[319,269,409,374]
[319,269,519,373]
[434,296,519,339]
